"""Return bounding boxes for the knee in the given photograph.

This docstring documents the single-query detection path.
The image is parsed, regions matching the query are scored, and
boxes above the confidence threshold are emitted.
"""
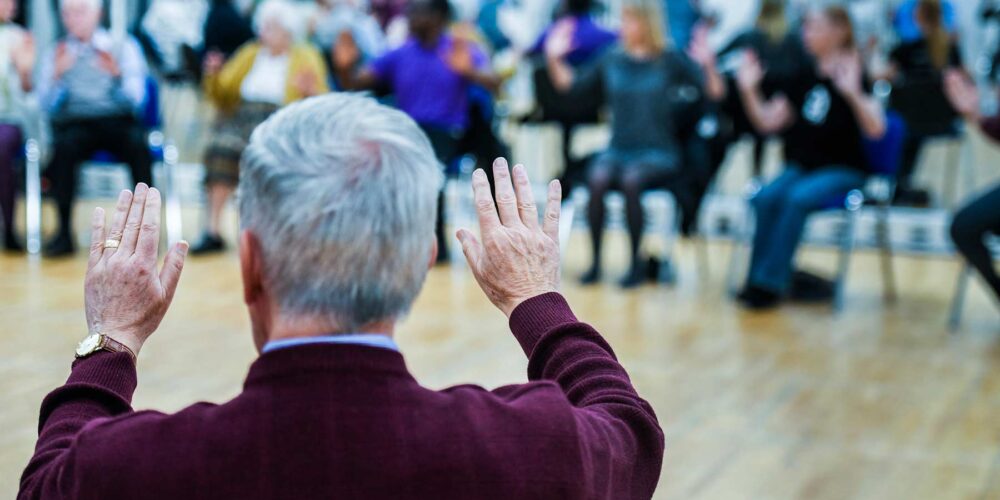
[620,172,645,197]
[587,168,613,194]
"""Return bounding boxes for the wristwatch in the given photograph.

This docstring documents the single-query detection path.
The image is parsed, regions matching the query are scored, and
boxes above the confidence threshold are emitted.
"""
[75,333,137,363]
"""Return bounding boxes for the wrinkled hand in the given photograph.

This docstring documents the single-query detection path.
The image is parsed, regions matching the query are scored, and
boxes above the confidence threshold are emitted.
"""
[544,18,575,61]
[736,49,764,92]
[53,43,76,80]
[96,50,121,77]
[457,159,561,318]
[203,50,225,76]
[944,68,980,121]
[85,184,188,356]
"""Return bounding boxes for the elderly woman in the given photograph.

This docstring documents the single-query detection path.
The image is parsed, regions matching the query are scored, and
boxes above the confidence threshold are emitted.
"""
[546,0,724,288]
[0,0,33,252]
[192,0,329,254]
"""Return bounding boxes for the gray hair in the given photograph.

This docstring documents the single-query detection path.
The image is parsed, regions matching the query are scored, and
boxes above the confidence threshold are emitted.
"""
[254,0,303,39]
[239,93,443,332]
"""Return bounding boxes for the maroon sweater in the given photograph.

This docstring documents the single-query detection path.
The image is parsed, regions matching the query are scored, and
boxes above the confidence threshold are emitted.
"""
[19,293,664,499]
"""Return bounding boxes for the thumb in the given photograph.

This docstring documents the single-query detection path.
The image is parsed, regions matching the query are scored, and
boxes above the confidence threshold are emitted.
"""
[456,229,483,272]
[160,241,189,302]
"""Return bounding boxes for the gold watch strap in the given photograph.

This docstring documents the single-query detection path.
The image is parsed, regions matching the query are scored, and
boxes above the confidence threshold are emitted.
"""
[99,335,137,363]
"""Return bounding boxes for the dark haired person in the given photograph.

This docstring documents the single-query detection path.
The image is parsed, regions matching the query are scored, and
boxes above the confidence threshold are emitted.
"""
[547,0,724,288]
[732,6,886,309]
[943,70,1000,305]
[334,0,501,264]
[886,0,965,206]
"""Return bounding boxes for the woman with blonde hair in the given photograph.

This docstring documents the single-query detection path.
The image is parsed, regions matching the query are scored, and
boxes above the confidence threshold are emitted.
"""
[546,0,724,288]
[192,0,329,254]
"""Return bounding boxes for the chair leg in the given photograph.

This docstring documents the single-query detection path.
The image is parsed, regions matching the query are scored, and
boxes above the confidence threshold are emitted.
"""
[24,139,42,256]
[833,206,859,312]
[162,142,183,245]
[876,205,897,303]
[944,141,960,208]
[660,194,680,285]
[725,204,753,296]
[948,264,971,332]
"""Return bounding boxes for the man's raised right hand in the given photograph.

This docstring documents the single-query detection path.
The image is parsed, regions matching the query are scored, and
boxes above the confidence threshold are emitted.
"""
[457,158,562,318]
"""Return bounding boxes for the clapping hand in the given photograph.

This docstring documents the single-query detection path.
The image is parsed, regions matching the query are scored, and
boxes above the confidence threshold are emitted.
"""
[544,18,575,61]
[736,49,764,92]
[944,68,980,121]
[11,33,35,76]
[203,50,225,76]
[686,23,716,69]
[332,31,361,72]
[829,50,863,97]
[85,184,188,356]
[457,159,562,318]
[96,49,121,78]
[53,43,76,80]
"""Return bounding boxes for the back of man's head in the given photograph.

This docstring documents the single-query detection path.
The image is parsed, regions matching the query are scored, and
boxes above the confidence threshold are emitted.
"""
[239,93,443,332]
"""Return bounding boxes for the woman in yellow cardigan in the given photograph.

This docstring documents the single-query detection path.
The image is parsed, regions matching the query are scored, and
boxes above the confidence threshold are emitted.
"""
[193,1,329,254]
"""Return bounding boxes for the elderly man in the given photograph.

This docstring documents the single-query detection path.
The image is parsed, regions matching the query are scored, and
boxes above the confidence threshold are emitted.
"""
[37,0,153,257]
[18,94,663,499]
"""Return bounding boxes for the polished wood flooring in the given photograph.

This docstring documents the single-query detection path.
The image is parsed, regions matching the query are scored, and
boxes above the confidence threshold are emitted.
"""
[1,211,999,499]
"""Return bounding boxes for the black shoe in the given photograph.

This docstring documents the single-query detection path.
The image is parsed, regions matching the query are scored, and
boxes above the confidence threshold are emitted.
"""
[580,266,601,285]
[736,285,781,310]
[618,263,646,289]
[43,233,76,258]
[3,231,23,253]
[190,233,226,255]
[892,187,931,207]
[789,269,835,303]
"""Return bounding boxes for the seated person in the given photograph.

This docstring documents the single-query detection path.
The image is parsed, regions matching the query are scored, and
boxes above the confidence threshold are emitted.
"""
[735,6,886,310]
[545,0,724,288]
[0,0,34,252]
[18,93,664,499]
[36,0,152,257]
[944,70,1000,305]
[334,0,501,263]
[308,0,386,71]
[885,0,965,206]
[191,0,328,254]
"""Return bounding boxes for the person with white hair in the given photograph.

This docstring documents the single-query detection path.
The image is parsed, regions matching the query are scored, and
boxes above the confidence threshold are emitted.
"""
[0,0,35,252]
[18,93,663,499]
[190,0,329,254]
[35,0,152,257]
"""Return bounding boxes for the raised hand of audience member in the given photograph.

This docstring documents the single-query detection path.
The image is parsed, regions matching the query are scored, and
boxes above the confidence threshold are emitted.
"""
[829,50,863,97]
[96,49,121,78]
[11,33,35,90]
[53,42,76,80]
[736,49,764,92]
[446,36,476,78]
[203,50,225,76]
[686,23,716,69]
[944,68,980,121]
[544,18,575,61]
[85,184,189,357]
[457,158,561,318]
[293,69,320,96]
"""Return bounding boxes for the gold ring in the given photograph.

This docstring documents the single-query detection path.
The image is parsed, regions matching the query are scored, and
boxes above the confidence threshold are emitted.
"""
[104,239,121,249]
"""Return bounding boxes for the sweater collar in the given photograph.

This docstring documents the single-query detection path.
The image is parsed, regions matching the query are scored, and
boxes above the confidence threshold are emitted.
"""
[243,343,415,389]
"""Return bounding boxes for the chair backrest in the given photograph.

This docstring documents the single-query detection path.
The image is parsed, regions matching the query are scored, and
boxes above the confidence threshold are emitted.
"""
[863,111,907,178]
[141,76,161,130]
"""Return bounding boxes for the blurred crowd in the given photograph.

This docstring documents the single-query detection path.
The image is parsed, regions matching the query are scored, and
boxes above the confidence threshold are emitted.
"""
[1,0,999,312]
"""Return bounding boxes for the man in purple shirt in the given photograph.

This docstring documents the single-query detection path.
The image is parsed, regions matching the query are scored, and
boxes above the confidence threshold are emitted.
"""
[18,93,664,499]
[335,0,501,263]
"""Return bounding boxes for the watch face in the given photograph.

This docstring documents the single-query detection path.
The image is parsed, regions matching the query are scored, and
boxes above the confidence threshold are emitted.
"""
[76,334,101,356]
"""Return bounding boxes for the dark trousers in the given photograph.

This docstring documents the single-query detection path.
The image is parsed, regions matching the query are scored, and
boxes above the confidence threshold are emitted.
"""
[951,184,1000,302]
[420,126,462,258]
[47,116,152,238]
[0,124,22,240]
[586,149,679,271]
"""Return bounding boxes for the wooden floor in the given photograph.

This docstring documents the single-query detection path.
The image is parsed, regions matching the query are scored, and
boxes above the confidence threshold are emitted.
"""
[1,210,999,499]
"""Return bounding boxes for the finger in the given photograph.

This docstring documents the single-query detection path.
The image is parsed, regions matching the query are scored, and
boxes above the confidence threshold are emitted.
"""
[160,241,189,304]
[456,229,483,274]
[136,187,162,261]
[88,207,105,271]
[472,168,501,232]
[118,183,149,256]
[542,179,561,243]
[492,158,521,227]
[511,164,539,229]
[103,189,133,258]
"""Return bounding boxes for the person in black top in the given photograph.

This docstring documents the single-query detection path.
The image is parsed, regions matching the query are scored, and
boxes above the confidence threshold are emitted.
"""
[885,0,964,206]
[732,6,886,309]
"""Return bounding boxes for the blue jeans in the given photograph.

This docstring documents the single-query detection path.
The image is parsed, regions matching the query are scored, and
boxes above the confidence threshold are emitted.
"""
[747,165,867,292]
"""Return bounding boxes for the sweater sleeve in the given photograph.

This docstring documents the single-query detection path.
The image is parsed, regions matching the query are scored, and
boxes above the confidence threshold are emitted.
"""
[508,293,664,500]
[18,351,137,500]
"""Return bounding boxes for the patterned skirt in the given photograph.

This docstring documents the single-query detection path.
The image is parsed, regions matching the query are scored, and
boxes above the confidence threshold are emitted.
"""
[203,101,280,186]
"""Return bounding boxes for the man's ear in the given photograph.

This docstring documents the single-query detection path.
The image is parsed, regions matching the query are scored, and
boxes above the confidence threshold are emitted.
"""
[240,229,264,306]
[427,238,438,271]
